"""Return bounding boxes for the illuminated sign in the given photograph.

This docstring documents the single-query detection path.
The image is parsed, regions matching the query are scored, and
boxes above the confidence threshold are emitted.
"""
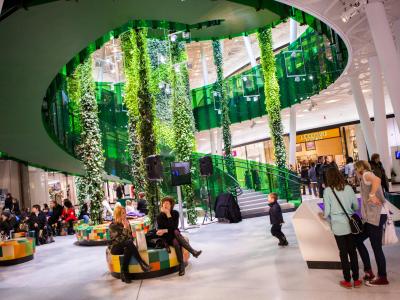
[296,128,340,143]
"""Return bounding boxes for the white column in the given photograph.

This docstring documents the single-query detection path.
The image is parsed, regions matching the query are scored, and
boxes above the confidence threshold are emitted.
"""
[393,19,400,55]
[289,18,298,44]
[243,35,257,67]
[369,56,392,177]
[0,1,4,14]
[216,128,223,156]
[209,129,216,155]
[350,75,378,156]
[200,45,209,86]
[355,124,368,161]
[289,105,297,166]
[365,2,400,133]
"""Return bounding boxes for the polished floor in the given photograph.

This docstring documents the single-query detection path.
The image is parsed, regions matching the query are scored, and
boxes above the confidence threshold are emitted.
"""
[1,213,399,300]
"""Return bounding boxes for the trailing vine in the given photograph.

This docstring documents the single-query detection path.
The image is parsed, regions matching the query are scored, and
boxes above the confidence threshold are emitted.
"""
[120,30,146,192]
[257,27,287,196]
[135,28,159,225]
[75,56,105,225]
[170,41,197,225]
[212,40,236,179]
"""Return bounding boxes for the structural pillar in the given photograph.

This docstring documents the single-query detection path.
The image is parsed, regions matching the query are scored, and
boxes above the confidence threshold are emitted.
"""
[0,1,4,14]
[355,124,368,161]
[350,74,377,156]
[289,18,298,44]
[369,56,392,177]
[289,105,297,167]
[366,2,400,133]
[216,127,223,156]
[243,35,257,67]
[209,129,216,155]
[200,45,209,86]
[393,19,400,56]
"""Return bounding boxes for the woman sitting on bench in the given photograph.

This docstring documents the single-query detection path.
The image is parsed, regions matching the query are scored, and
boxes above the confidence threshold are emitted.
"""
[156,196,202,276]
[109,206,150,283]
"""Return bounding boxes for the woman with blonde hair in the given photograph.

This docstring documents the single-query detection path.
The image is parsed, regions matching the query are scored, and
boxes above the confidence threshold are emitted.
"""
[354,160,388,286]
[109,206,150,283]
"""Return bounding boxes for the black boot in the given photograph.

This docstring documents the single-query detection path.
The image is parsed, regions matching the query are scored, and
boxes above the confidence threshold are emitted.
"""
[120,271,131,284]
[139,261,151,272]
[175,232,201,258]
[179,263,185,276]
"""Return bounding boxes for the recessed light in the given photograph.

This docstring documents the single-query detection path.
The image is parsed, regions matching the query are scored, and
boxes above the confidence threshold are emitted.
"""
[325,99,339,103]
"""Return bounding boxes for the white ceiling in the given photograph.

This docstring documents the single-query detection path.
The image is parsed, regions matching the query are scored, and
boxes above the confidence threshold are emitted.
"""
[196,0,400,153]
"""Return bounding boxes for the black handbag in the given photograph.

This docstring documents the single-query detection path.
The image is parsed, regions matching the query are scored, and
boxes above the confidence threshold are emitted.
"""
[331,188,363,235]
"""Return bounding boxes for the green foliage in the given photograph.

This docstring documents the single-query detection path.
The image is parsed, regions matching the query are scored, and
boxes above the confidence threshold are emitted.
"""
[257,27,286,168]
[170,41,197,225]
[75,56,105,225]
[257,27,287,197]
[212,40,236,179]
[135,28,159,225]
[66,73,82,135]
[120,30,146,191]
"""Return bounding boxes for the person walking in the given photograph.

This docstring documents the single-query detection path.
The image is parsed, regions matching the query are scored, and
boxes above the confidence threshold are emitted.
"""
[268,192,288,246]
[354,160,389,286]
[319,167,361,289]
[308,162,318,197]
[370,153,389,194]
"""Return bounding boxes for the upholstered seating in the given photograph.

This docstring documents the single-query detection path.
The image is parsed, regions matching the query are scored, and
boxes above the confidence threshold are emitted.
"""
[106,245,190,279]
[0,237,36,266]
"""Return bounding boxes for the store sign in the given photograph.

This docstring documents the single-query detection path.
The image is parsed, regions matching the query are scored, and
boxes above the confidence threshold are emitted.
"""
[296,128,340,143]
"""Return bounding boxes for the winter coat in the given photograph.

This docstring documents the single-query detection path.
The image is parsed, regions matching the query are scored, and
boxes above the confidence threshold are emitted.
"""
[61,208,77,222]
[156,210,180,244]
[28,211,47,230]
[269,201,284,225]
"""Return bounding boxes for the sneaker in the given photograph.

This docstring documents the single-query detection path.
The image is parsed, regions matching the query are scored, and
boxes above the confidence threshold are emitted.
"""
[366,277,389,286]
[340,280,353,289]
[353,280,362,288]
[363,270,375,281]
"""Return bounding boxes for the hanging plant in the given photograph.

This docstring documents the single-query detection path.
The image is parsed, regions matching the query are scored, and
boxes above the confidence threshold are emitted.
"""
[75,56,105,225]
[257,27,287,196]
[170,41,197,225]
[135,28,159,225]
[212,40,236,179]
[120,30,146,192]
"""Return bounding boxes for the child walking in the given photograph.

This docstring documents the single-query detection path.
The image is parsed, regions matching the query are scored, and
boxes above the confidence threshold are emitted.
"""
[268,193,288,246]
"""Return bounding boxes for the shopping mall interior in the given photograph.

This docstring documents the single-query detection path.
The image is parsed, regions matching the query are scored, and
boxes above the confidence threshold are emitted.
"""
[1,0,400,299]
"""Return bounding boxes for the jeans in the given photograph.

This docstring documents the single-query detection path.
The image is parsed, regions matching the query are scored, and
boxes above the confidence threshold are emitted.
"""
[82,215,90,224]
[334,234,359,282]
[355,214,387,277]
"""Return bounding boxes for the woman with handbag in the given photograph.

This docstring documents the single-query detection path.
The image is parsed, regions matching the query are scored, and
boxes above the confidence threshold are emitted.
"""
[319,167,361,288]
[354,160,388,286]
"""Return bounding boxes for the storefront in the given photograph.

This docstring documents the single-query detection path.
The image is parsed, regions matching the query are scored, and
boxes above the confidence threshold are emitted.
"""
[231,124,360,169]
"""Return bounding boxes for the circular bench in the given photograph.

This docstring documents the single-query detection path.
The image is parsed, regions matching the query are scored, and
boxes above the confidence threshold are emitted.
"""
[106,246,190,279]
[0,237,36,266]
[75,223,111,246]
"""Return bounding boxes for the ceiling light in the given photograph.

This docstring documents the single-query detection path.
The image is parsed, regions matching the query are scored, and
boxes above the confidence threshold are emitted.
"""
[341,0,367,23]
[325,99,339,104]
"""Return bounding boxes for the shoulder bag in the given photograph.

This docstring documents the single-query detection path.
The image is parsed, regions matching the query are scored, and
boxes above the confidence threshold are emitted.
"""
[331,188,363,235]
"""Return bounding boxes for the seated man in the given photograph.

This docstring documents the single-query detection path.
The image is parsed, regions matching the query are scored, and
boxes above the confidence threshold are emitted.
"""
[48,199,63,235]
[0,211,18,238]
[137,192,148,215]
[27,205,47,245]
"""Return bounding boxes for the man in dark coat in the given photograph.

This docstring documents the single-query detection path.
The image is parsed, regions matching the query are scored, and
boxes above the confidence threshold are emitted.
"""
[315,156,325,198]
[4,193,13,211]
[48,199,63,235]
[268,193,288,246]
[28,205,47,245]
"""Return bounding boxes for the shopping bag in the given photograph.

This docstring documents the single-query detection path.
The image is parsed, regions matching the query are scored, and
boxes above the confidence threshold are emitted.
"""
[382,202,399,246]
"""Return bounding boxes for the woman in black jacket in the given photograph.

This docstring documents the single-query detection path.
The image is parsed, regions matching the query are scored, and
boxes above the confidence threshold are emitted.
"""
[28,205,47,245]
[0,211,18,237]
[156,196,202,276]
[109,206,150,283]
